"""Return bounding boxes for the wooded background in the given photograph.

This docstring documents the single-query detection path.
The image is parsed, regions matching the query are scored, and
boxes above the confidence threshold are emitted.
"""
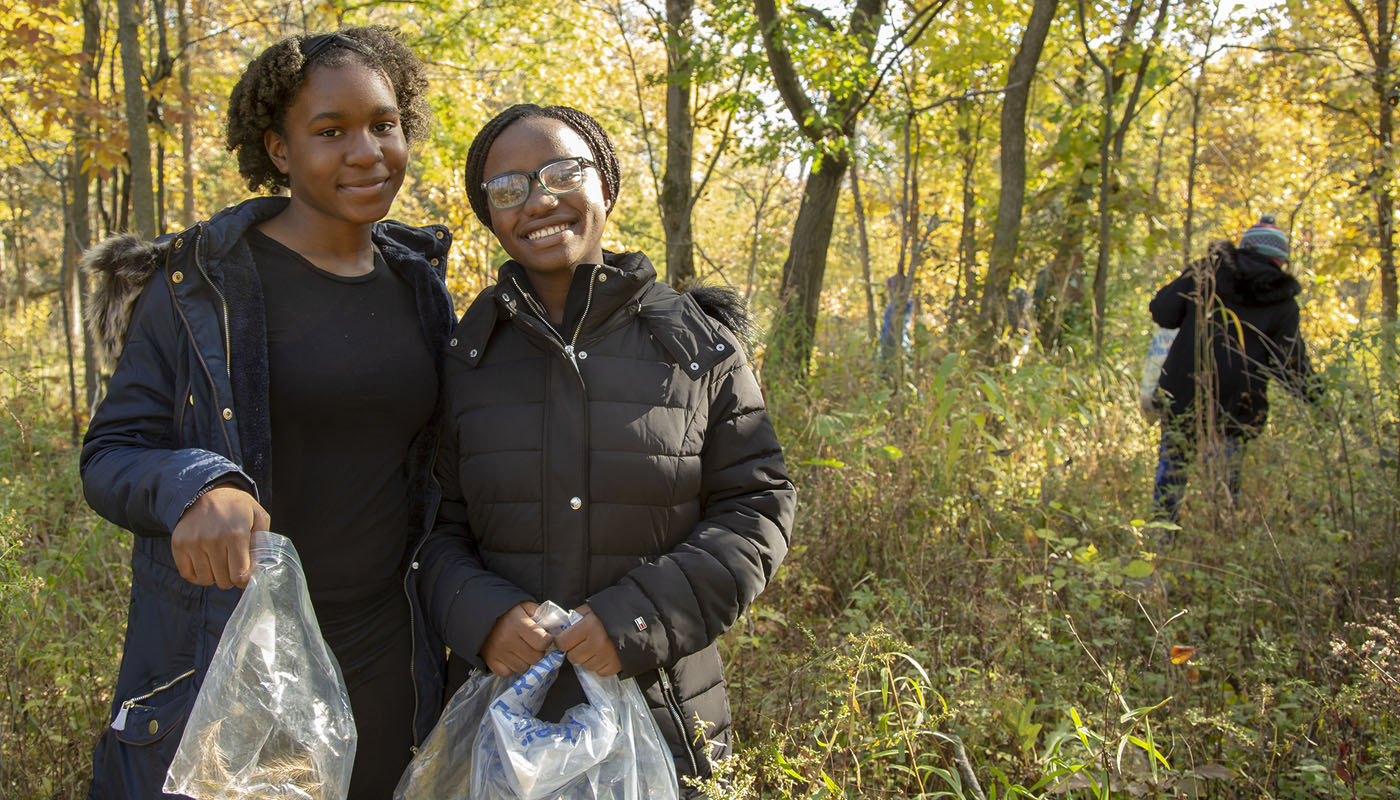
[2,0,1398,797]
[4,0,1397,395]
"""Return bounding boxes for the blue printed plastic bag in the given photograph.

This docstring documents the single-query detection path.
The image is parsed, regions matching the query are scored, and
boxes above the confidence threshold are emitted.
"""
[395,601,678,800]
[1139,325,1178,419]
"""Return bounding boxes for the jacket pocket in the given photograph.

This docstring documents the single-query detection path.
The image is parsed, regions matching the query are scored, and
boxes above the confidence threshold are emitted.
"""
[110,667,197,745]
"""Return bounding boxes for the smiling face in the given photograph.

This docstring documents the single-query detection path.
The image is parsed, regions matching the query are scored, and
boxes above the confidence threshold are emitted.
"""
[263,61,407,232]
[482,116,608,286]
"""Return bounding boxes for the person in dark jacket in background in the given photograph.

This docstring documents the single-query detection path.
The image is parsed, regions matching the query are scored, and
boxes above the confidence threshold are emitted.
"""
[80,27,452,798]
[1148,214,1319,524]
[418,104,796,797]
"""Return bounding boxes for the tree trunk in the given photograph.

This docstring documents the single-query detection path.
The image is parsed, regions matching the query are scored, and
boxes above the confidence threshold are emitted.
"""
[60,176,82,443]
[755,0,888,380]
[151,0,173,234]
[851,143,877,342]
[1376,0,1398,357]
[9,182,27,316]
[0,226,7,314]
[117,0,156,238]
[178,0,194,227]
[1037,168,1093,347]
[741,163,780,302]
[1090,82,1112,352]
[69,152,93,414]
[979,0,1058,340]
[1184,83,1202,269]
[1076,0,1170,352]
[118,170,132,233]
[77,0,101,404]
[953,101,981,320]
[768,150,852,378]
[661,0,696,287]
[156,143,167,235]
[1183,4,1218,268]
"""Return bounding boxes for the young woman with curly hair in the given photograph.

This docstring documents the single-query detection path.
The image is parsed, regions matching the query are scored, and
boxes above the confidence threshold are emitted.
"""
[81,26,452,798]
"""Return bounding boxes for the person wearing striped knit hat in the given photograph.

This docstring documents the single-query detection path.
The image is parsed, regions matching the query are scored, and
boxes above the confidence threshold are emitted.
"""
[1146,214,1322,529]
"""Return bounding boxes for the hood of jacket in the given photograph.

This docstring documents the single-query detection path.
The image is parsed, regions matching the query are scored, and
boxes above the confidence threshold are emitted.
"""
[1209,239,1302,308]
[454,250,754,371]
[84,196,451,368]
[83,197,287,369]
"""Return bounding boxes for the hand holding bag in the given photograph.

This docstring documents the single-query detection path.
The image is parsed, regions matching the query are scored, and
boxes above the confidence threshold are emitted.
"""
[396,601,679,800]
[164,531,357,800]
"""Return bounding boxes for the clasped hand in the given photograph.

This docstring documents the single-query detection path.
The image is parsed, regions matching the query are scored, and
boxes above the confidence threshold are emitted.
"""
[482,601,622,677]
[171,485,270,590]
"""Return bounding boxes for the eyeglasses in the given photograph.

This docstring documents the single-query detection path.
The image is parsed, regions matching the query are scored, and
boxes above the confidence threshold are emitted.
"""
[481,157,597,210]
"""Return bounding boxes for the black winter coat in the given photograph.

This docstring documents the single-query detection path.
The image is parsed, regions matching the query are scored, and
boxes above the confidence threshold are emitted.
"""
[79,197,454,798]
[1150,240,1317,435]
[419,251,795,782]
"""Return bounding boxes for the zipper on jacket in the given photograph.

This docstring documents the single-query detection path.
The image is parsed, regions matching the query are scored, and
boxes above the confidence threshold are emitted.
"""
[188,227,232,378]
[509,264,603,370]
[110,668,196,731]
[509,275,566,347]
[401,434,444,751]
[395,255,453,752]
[657,667,701,776]
[165,229,236,457]
[564,264,602,367]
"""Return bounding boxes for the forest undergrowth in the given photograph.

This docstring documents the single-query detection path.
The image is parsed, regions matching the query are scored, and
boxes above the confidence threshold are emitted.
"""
[714,321,1400,799]
[2,301,1397,798]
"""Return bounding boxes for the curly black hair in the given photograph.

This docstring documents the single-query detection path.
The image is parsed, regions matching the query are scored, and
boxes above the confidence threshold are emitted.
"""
[224,26,431,193]
[464,104,621,231]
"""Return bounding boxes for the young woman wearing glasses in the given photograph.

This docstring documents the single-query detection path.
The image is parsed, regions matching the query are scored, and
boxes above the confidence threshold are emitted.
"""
[81,27,451,798]
[416,104,796,796]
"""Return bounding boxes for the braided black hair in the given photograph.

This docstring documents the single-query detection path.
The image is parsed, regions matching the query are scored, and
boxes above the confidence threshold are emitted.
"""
[464,104,621,231]
[225,26,431,193]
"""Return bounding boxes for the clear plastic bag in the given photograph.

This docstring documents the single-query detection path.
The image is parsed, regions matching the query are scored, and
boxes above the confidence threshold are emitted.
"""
[395,601,679,800]
[165,531,357,800]
[390,666,502,799]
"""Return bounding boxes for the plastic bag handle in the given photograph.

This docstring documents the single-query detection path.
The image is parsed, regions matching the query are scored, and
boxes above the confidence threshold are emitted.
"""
[250,530,300,570]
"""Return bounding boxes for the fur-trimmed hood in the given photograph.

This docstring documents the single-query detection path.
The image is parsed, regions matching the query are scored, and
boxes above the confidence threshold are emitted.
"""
[688,284,757,355]
[84,196,452,370]
[1206,239,1302,307]
[83,233,167,370]
[82,196,290,370]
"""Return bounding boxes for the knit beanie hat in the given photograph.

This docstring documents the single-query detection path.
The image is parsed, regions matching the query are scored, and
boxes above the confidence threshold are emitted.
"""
[1239,214,1289,261]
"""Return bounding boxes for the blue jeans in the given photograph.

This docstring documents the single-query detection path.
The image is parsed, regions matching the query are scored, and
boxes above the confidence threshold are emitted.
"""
[1152,422,1243,522]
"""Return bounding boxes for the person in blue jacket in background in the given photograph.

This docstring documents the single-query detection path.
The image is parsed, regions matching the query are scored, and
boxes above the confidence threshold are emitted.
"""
[79,27,451,798]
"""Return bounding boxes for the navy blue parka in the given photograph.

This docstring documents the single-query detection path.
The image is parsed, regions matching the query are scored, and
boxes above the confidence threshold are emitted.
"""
[79,197,453,798]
